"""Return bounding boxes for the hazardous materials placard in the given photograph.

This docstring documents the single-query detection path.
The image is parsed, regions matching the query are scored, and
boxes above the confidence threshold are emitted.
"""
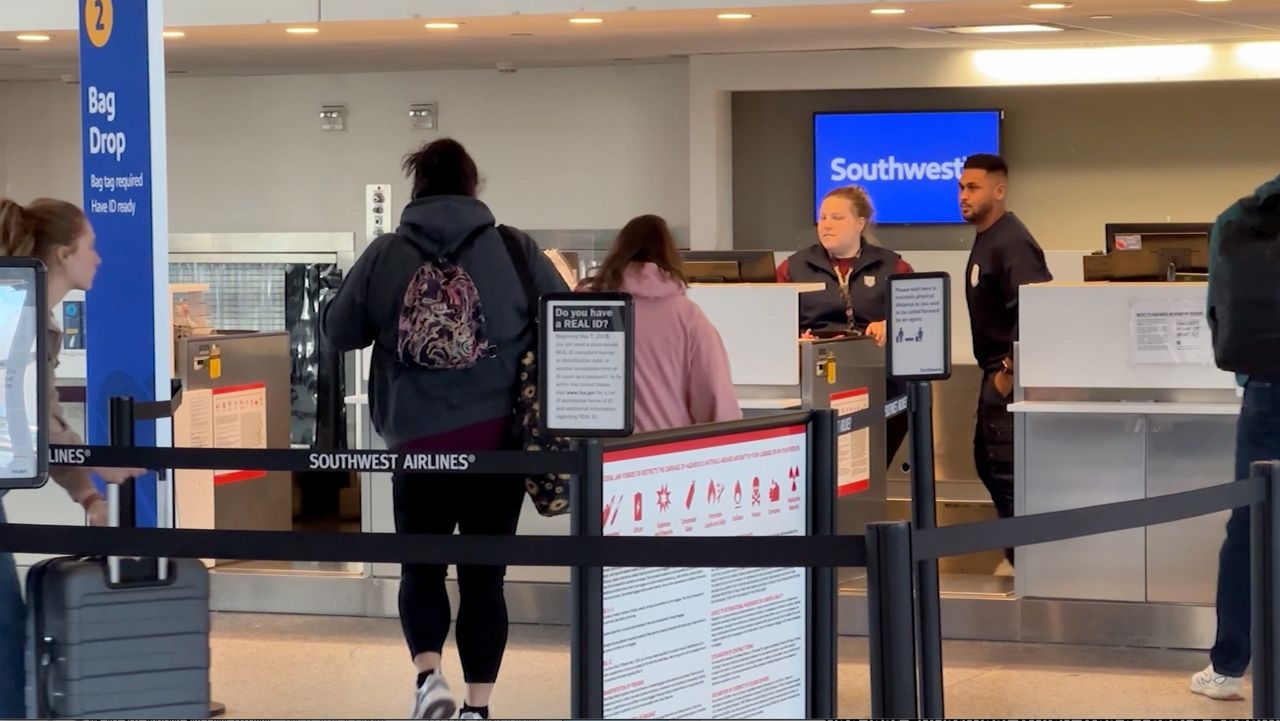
[600,425,809,719]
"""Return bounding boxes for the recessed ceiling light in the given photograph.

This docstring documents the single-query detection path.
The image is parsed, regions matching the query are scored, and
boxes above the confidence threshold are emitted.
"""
[285,27,320,34]
[162,30,186,38]
[425,22,461,30]
[1024,2,1072,8]
[569,17,604,25]
[717,13,754,20]
[941,23,1064,34]
[15,34,51,42]
[1089,15,1114,20]
[871,8,909,15]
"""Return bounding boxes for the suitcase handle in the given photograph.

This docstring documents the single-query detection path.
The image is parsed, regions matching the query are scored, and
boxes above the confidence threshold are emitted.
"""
[106,396,173,586]
[106,479,175,588]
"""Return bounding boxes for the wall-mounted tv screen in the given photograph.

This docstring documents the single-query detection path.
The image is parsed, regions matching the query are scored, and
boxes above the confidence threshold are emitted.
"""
[813,110,1002,225]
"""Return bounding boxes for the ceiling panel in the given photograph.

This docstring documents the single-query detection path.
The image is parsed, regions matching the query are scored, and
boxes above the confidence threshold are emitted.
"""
[1,1,1279,80]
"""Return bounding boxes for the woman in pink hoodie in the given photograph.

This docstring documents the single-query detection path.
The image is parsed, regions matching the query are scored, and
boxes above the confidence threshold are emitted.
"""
[581,215,742,434]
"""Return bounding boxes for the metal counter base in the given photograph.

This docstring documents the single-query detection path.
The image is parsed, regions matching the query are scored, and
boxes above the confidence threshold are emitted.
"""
[837,575,1216,650]
[209,569,1217,650]
[209,571,574,625]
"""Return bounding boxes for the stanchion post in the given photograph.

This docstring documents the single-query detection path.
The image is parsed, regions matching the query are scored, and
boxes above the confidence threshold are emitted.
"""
[111,394,223,719]
[866,521,919,720]
[907,381,944,718]
[108,396,137,528]
[572,440,605,720]
[809,410,837,719]
[1252,461,1280,719]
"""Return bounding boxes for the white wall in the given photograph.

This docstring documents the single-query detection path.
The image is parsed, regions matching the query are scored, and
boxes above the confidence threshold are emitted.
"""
[0,81,82,203]
[0,63,691,236]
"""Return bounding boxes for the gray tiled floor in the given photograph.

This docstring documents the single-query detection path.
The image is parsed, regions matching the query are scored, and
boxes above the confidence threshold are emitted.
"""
[210,613,1251,719]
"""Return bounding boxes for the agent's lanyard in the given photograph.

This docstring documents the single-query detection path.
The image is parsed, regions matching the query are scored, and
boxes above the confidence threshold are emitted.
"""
[831,252,862,333]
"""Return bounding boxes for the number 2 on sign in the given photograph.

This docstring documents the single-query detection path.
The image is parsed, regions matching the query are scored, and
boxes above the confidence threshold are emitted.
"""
[84,0,113,48]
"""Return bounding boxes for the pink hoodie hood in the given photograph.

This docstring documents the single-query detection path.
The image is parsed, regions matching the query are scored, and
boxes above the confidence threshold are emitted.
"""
[606,262,741,434]
[619,262,686,300]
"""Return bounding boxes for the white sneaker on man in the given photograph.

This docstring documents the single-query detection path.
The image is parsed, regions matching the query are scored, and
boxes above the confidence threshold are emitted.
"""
[411,672,458,719]
[458,712,485,720]
[1189,664,1246,701]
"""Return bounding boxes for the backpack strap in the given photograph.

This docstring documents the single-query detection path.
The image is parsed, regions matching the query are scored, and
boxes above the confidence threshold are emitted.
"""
[497,225,540,338]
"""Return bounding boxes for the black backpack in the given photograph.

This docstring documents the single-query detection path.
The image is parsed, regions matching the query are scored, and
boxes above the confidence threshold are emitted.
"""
[1208,185,1280,376]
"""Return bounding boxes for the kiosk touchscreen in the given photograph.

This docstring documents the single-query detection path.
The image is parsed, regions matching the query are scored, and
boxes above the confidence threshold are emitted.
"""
[0,259,47,489]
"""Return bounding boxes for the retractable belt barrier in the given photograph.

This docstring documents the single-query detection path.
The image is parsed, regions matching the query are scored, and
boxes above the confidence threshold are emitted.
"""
[50,444,587,476]
[867,465,1280,720]
[0,523,867,569]
[25,400,856,720]
[912,475,1266,561]
[17,441,867,570]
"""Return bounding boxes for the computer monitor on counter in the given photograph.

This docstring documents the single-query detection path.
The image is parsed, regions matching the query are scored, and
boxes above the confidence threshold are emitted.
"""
[1084,222,1212,282]
[682,251,778,283]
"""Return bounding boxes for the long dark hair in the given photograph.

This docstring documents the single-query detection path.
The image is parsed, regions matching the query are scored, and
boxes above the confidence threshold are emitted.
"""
[587,215,686,292]
[402,138,480,199]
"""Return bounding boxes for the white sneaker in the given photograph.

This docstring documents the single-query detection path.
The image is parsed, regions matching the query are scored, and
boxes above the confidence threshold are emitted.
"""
[459,712,484,720]
[411,672,458,719]
[994,559,1015,577]
[1190,664,1246,701]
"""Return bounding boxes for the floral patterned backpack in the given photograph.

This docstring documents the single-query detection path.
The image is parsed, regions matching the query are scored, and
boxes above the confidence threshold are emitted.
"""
[396,225,496,369]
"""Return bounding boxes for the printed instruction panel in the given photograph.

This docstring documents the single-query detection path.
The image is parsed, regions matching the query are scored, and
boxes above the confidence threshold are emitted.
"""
[545,298,629,432]
[601,426,808,719]
[890,275,948,378]
[1130,298,1213,365]
[831,388,871,496]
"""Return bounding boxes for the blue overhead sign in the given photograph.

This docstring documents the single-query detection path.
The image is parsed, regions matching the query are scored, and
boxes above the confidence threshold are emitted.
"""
[80,0,171,527]
[813,111,1002,225]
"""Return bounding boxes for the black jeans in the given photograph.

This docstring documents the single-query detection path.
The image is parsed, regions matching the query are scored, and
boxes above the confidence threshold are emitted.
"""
[393,472,527,684]
[1211,378,1280,677]
[974,371,1016,563]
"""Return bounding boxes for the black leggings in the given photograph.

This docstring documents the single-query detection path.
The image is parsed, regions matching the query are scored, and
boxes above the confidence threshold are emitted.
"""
[393,472,527,684]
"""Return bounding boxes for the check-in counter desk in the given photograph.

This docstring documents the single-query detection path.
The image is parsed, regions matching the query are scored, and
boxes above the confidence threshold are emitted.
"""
[686,283,898,545]
[1011,281,1238,646]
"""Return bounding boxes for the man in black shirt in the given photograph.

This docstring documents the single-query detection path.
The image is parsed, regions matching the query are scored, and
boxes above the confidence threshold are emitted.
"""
[959,153,1053,569]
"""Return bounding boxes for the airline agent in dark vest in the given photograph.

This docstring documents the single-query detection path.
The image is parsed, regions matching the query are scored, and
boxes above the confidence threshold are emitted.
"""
[777,185,914,468]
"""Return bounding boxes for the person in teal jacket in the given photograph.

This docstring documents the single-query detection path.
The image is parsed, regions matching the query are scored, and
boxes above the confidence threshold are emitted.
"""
[1191,173,1280,701]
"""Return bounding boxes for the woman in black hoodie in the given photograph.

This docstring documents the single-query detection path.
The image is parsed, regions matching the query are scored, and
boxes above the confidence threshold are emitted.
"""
[323,139,567,720]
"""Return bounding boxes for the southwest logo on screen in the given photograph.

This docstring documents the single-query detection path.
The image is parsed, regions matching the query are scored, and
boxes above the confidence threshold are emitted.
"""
[829,156,967,183]
[813,110,1000,224]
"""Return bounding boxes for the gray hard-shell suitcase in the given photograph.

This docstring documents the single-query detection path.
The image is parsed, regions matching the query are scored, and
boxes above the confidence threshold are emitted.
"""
[24,481,211,719]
